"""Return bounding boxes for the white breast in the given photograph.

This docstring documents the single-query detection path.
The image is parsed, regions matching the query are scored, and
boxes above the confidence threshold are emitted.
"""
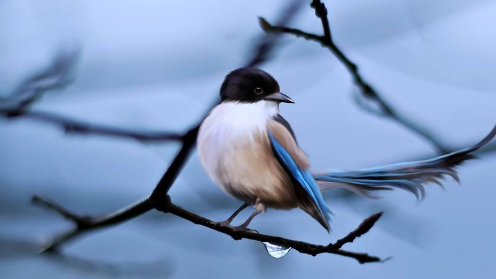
[197,101,296,208]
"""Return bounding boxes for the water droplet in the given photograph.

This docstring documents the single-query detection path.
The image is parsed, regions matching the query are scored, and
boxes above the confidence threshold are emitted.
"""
[263,242,291,258]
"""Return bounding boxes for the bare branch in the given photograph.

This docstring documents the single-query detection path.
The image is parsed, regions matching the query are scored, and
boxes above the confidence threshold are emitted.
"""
[260,0,450,154]
[33,195,152,252]
[33,195,383,263]
[162,198,383,262]
[331,212,383,251]
[0,49,184,143]
[245,0,305,67]
[0,48,78,111]
[9,111,184,142]
[259,17,324,42]
[32,196,84,224]
[0,52,184,143]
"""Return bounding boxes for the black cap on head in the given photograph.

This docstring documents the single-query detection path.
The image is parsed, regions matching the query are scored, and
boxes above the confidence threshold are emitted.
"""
[220,67,281,103]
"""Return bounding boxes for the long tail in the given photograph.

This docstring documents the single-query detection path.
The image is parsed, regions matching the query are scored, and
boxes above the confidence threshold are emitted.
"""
[312,125,496,200]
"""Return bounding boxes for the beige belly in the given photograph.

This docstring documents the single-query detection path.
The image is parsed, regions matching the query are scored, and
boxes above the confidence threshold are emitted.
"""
[198,125,298,209]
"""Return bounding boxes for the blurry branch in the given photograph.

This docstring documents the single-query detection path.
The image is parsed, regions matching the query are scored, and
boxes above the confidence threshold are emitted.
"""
[0,49,78,111]
[0,49,183,143]
[34,195,383,263]
[14,111,184,142]
[26,0,385,263]
[259,0,450,154]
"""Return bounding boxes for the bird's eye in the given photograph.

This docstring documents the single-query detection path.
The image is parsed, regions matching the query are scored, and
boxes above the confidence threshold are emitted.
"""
[254,87,264,95]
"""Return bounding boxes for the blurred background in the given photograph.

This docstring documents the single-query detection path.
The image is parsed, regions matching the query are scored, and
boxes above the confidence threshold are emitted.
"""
[1,0,496,278]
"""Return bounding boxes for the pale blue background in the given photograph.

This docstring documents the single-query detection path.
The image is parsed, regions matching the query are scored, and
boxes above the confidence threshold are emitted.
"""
[1,0,496,278]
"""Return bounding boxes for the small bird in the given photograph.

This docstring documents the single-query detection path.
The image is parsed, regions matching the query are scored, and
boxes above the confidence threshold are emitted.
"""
[197,67,496,232]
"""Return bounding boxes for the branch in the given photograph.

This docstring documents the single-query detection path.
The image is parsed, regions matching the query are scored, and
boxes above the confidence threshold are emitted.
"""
[33,196,152,252]
[245,0,305,67]
[260,0,450,154]
[162,198,383,262]
[0,49,78,111]
[0,49,181,143]
[6,111,183,142]
[34,195,383,263]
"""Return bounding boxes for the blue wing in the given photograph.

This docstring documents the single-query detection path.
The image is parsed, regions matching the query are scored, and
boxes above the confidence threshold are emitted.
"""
[268,131,332,231]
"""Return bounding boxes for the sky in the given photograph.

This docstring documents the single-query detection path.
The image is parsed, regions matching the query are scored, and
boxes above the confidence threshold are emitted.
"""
[1,0,496,278]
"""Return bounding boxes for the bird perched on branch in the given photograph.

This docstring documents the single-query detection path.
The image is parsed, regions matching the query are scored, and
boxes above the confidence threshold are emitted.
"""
[197,67,496,232]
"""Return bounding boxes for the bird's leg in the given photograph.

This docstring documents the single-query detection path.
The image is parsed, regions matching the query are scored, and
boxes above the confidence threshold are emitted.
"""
[216,203,249,226]
[237,199,265,229]
[237,209,261,229]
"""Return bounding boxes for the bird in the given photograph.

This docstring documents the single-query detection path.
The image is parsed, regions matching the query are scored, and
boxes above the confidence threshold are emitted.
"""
[197,67,496,232]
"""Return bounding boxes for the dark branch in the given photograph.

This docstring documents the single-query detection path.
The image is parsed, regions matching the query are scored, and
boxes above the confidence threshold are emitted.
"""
[33,195,383,263]
[162,198,383,262]
[245,0,305,67]
[33,195,152,252]
[310,0,332,41]
[7,111,184,142]
[331,212,383,251]
[32,196,84,225]
[260,0,450,154]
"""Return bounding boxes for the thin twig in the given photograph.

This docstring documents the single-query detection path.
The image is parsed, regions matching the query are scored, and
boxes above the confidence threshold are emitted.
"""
[0,49,78,111]
[330,212,383,251]
[32,196,84,224]
[260,0,450,154]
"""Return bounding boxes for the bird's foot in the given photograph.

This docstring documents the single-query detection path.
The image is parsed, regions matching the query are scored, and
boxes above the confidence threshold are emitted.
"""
[213,203,250,227]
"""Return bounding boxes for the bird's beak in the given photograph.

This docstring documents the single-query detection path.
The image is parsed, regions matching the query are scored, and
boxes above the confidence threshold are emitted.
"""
[263,92,294,104]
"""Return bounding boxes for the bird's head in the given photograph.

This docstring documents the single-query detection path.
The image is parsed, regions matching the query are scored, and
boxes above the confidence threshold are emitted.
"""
[220,67,294,104]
